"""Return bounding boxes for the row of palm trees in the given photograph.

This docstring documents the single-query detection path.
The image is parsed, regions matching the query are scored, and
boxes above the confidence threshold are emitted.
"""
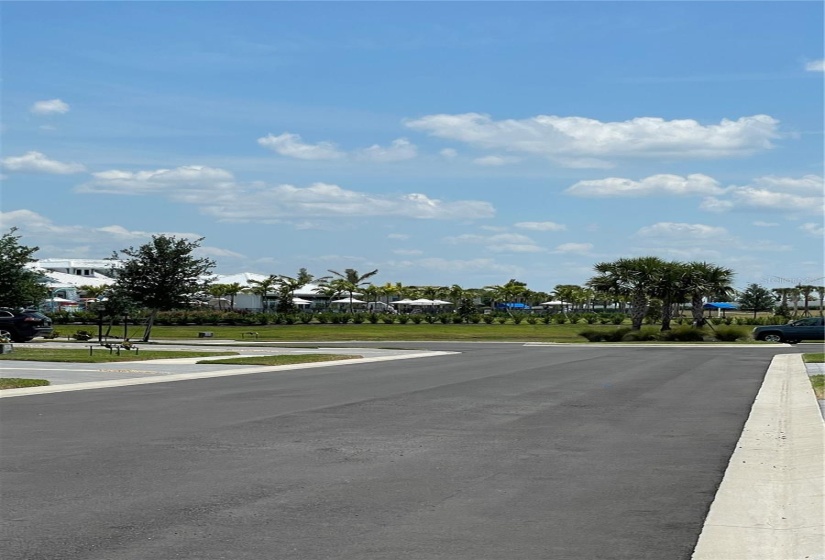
[193,259,821,330]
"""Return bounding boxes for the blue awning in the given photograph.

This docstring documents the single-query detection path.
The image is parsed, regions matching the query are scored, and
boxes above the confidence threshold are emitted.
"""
[703,302,739,310]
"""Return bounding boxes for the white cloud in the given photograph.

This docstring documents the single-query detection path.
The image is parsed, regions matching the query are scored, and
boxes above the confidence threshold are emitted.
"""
[805,59,825,72]
[635,222,728,239]
[257,132,344,160]
[79,165,234,194]
[553,242,593,254]
[800,223,824,237]
[699,197,735,212]
[1,151,86,174]
[472,155,521,166]
[752,221,779,227]
[30,99,70,115]
[444,232,544,253]
[196,246,245,259]
[356,138,417,162]
[566,173,723,197]
[514,221,567,231]
[387,257,521,277]
[440,148,458,159]
[78,166,495,222]
[405,112,780,164]
[752,174,823,192]
[0,210,208,256]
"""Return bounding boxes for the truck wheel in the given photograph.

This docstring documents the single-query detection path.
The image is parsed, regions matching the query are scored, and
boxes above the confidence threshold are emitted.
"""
[760,333,784,343]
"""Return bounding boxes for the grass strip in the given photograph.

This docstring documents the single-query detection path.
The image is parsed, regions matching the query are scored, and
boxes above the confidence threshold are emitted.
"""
[802,353,824,363]
[196,354,361,366]
[810,375,824,400]
[0,348,237,363]
[0,378,50,390]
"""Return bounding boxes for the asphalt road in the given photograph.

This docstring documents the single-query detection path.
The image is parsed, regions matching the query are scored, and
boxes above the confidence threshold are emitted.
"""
[0,344,796,560]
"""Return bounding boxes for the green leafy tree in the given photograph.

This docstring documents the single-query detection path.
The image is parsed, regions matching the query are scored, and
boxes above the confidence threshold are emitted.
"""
[0,228,49,308]
[738,284,776,318]
[112,235,215,341]
[796,285,817,317]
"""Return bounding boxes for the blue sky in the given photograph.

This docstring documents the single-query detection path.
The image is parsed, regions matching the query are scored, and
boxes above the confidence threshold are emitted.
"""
[2,1,823,291]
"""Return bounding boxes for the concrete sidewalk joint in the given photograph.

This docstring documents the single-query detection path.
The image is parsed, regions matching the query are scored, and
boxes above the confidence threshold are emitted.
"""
[691,353,825,560]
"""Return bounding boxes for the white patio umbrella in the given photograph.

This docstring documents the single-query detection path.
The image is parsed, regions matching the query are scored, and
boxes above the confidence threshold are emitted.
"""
[407,298,436,306]
[292,297,312,305]
[540,301,564,306]
[432,299,453,305]
[393,299,415,305]
[331,298,366,304]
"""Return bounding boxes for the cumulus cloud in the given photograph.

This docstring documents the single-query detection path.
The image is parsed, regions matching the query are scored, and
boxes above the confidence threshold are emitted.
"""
[805,59,825,72]
[553,242,593,254]
[635,222,728,239]
[78,165,234,194]
[30,99,70,115]
[752,221,779,227]
[472,155,521,166]
[1,151,86,174]
[78,167,494,222]
[514,221,567,231]
[0,209,209,256]
[444,232,544,253]
[566,173,723,197]
[355,138,417,162]
[257,132,344,160]
[800,223,824,236]
[387,257,521,276]
[700,175,824,215]
[440,148,458,159]
[207,184,495,221]
[405,112,779,165]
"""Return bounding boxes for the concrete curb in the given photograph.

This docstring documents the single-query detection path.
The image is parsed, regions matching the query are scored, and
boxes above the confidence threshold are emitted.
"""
[0,351,458,398]
[692,354,825,560]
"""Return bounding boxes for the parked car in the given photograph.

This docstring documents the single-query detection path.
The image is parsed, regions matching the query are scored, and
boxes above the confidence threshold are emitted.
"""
[752,317,825,343]
[0,308,54,342]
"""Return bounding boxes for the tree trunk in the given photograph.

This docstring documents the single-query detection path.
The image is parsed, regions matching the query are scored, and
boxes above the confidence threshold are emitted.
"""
[142,309,157,342]
[630,291,647,330]
[660,298,674,331]
[691,294,704,326]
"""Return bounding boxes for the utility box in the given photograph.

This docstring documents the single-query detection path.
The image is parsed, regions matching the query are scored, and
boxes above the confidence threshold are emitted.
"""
[0,343,13,354]
[198,332,213,338]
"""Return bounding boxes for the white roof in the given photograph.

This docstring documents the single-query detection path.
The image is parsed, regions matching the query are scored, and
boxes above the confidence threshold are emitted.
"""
[34,258,121,271]
[211,272,270,286]
[27,266,117,288]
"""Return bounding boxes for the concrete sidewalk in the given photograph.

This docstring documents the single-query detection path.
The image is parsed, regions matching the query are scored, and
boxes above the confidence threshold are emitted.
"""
[692,354,825,560]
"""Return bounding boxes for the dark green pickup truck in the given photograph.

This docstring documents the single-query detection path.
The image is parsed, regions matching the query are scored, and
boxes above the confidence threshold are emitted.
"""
[752,317,825,343]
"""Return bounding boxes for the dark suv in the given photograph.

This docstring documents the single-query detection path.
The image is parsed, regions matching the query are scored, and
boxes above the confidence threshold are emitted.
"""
[0,308,54,342]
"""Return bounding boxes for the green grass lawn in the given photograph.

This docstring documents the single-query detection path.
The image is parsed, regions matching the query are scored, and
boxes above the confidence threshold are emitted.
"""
[109,323,639,342]
[0,378,50,390]
[0,347,238,363]
[196,354,361,366]
[803,353,824,363]
[810,375,824,400]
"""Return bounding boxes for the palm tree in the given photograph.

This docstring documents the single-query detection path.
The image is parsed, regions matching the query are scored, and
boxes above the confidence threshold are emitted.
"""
[588,256,667,330]
[224,282,242,310]
[207,283,231,310]
[647,261,689,331]
[796,285,817,317]
[815,286,825,318]
[484,279,529,314]
[682,262,735,326]
[246,275,278,311]
[323,268,379,312]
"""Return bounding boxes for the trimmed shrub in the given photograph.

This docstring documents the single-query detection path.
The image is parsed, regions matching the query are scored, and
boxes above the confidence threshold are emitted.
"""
[621,328,659,342]
[468,315,481,324]
[482,315,494,324]
[411,315,423,324]
[657,326,705,342]
[382,315,396,324]
[712,325,748,342]
[526,316,538,325]
[496,316,507,324]
[367,313,380,324]
[438,314,451,324]
[398,315,410,324]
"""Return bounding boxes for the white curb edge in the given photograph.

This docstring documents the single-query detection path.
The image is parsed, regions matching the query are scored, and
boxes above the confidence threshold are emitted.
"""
[691,353,825,560]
